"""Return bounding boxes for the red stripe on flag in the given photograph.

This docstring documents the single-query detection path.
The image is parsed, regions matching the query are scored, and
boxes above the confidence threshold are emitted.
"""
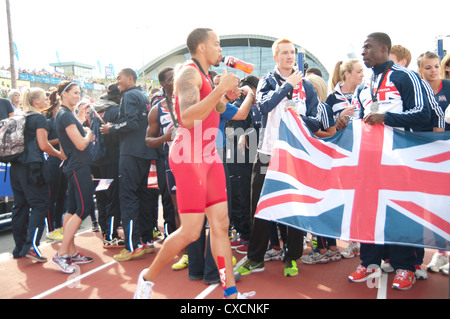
[288,109,348,159]
[256,193,322,215]
[391,200,450,235]
[417,151,450,164]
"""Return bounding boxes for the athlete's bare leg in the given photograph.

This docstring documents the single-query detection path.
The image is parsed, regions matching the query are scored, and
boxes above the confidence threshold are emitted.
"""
[205,201,237,298]
[144,212,204,282]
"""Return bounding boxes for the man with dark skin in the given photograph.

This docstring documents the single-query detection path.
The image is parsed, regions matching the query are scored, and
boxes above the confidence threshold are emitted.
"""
[344,32,430,291]
[145,68,190,270]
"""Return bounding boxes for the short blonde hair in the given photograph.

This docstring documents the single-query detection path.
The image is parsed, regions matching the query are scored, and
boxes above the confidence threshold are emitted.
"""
[390,45,412,67]
[272,38,294,56]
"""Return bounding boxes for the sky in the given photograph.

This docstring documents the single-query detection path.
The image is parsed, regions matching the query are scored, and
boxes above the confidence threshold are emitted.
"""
[1,0,449,79]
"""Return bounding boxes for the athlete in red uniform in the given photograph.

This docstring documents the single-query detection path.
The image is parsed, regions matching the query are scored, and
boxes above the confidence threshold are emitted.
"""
[134,28,249,299]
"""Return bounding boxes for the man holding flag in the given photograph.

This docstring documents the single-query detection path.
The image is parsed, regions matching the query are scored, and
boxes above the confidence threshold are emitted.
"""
[338,32,432,290]
[236,38,320,278]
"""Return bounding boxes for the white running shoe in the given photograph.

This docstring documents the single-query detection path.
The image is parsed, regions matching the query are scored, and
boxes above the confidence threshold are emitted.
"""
[237,291,256,299]
[439,262,449,276]
[264,248,284,261]
[427,252,449,273]
[381,259,394,273]
[134,269,154,299]
[414,265,428,280]
[341,242,360,259]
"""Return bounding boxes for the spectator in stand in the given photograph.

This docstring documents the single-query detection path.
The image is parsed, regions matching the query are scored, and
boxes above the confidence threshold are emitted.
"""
[52,81,95,273]
[8,89,23,115]
[10,87,65,262]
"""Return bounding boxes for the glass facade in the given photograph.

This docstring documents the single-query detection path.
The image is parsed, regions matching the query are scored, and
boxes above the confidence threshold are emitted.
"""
[184,45,328,83]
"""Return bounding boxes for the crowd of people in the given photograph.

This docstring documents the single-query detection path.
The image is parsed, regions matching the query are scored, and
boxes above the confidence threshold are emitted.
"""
[0,28,449,299]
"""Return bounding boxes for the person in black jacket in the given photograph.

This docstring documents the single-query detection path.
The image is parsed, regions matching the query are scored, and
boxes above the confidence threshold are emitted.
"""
[10,87,64,262]
[101,68,159,262]
[90,84,123,248]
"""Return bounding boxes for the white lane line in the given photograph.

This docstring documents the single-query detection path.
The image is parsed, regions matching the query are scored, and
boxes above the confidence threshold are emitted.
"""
[377,272,388,299]
[31,260,117,299]
[30,236,166,299]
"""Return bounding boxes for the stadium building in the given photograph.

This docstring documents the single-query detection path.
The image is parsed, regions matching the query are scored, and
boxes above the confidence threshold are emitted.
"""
[140,34,329,85]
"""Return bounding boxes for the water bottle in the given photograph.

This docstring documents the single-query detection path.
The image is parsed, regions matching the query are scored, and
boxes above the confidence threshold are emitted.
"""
[222,56,254,74]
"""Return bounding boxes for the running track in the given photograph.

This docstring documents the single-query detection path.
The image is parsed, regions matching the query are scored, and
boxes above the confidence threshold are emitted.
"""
[0,225,448,305]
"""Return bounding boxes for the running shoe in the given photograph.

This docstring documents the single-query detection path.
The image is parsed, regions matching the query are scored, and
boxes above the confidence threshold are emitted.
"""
[427,252,449,273]
[440,262,449,276]
[153,227,161,238]
[230,237,247,249]
[172,254,188,270]
[392,269,416,290]
[284,259,298,277]
[52,253,76,274]
[264,248,284,261]
[414,264,428,280]
[25,248,47,263]
[46,229,63,242]
[341,242,360,259]
[326,249,342,262]
[70,252,93,265]
[114,246,145,262]
[103,237,125,249]
[142,241,155,254]
[237,291,256,299]
[349,265,381,283]
[381,259,394,273]
[91,220,100,232]
[235,259,264,276]
[133,269,154,299]
[301,250,330,264]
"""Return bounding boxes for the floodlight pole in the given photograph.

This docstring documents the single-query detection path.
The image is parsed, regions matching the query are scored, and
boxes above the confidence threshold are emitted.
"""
[5,0,17,89]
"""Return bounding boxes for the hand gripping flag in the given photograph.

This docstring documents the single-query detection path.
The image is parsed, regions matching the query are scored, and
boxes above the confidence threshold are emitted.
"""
[255,109,450,250]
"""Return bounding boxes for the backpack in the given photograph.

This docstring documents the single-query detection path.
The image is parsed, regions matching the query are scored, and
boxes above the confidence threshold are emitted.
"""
[0,115,27,164]
[89,113,107,164]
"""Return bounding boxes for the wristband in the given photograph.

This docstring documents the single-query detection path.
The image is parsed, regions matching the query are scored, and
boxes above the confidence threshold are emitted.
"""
[223,286,238,298]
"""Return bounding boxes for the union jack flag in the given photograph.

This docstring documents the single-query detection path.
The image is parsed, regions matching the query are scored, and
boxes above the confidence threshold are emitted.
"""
[255,109,450,250]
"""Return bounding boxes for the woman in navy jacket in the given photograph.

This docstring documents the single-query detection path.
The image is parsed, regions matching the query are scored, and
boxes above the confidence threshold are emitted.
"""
[10,87,64,262]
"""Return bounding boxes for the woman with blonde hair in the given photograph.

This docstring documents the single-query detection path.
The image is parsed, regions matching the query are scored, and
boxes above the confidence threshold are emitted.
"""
[305,74,336,138]
[325,59,364,259]
[10,87,65,262]
[327,59,365,120]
